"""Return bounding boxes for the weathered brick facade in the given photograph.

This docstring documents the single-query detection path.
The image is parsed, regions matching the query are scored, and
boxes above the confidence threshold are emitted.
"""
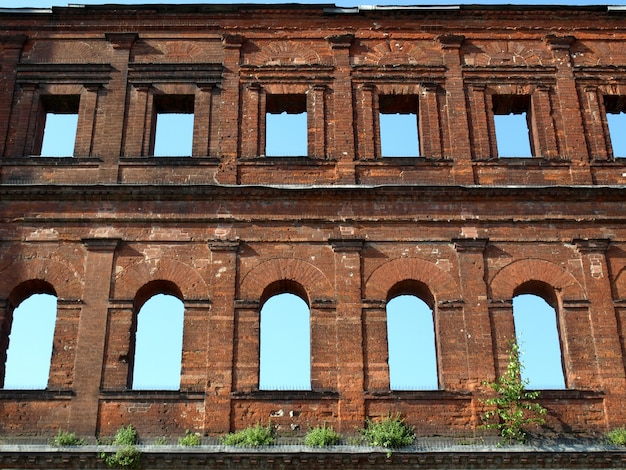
[1,3,626,446]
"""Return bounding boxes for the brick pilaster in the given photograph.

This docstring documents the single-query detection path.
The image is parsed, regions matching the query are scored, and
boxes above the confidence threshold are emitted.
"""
[69,238,119,436]
[574,239,625,428]
[205,240,240,433]
[330,238,365,432]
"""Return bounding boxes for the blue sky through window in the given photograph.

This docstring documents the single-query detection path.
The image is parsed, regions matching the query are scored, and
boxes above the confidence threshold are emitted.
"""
[494,113,532,157]
[387,295,437,390]
[606,112,626,157]
[40,113,78,157]
[260,293,311,390]
[380,114,419,157]
[513,294,566,390]
[154,113,194,157]
[4,293,56,389]
[132,294,184,390]
[266,112,307,157]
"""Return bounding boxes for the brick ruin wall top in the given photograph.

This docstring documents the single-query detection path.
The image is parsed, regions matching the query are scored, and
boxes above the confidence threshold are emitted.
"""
[1,4,626,441]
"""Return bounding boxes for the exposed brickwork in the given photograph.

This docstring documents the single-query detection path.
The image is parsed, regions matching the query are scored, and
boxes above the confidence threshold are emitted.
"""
[1,3,626,444]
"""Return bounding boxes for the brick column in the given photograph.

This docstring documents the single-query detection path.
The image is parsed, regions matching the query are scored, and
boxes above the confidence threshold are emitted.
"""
[580,85,610,161]
[192,84,214,157]
[466,84,493,159]
[531,85,559,158]
[218,35,243,184]
[48,300,81,390]
[74,85,100,157]
[573,239,625,427]
[240,83,262,158]
[487,300,516,378]
[0,35,27,157]
[355,84,376,160]
[419,83,443,158]
[362,301,389,391]
[545,35,591,183]
[205,240,239,433]
[180,300,211,392]
[96,33,137,182]
[69,238,119,436]
[327,34,356,183]
[7,84,39,157]
[307,84,327,159]
[310,301,338,391]
[438,34,473,184]
[453,238,495,389]
[123,84,151,157]
[330,239,365,432]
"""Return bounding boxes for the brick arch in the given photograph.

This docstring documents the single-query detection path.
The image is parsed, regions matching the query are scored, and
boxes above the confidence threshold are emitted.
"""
[364,258,460,302]
[239,258,333,301]
[571,41,622,67]
[361,40,442,66]
[251,41,323,66]
[24,40,109,63]
[489,258,585,301]
[114,257,208,301]
[463,40,546,66]
[0,257,82,302]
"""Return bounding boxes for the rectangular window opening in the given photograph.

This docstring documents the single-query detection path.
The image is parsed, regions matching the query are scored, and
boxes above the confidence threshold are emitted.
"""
[153,94,194,157]
[39,95,80,157]
[492,94,533,158]
[379,94,419,157]
[604,95,626,158]
[265,94,307,157]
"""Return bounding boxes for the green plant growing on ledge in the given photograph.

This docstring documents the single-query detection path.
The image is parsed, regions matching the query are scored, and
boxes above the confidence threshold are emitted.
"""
[221,423,275,447]
[51,429,86,447]
[482,341,547,445]
[361,414,415,456]
[304,424,342,447]
[607,428,626,446]
[100,425,141,469]
[178,429,201,447]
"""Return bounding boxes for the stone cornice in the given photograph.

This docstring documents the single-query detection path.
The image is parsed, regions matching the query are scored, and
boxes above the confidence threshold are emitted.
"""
[0,444,624,469]
[1,183,626,203]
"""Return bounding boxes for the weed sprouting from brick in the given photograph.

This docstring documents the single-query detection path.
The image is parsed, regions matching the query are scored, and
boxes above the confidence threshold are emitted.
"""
[361,414,415,456]
[304,424,342,447]
[178,429,201,447]
[221,424,275,447]
[481,342,546,445]
[100,425,141,469]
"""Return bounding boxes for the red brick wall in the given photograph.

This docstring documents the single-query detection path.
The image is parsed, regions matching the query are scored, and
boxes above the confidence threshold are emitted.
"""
[0,4,625,439]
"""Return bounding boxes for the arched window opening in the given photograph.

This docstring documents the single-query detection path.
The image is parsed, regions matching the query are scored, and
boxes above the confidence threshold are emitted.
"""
[260,289,311,391]
[387,293,438,391]
[512,292,565,390]
[130,293,184,391]
[4,293,57,389]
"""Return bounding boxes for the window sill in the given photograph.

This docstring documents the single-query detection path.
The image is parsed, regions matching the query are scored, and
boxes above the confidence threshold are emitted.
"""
[357,157,453,166]
[231,390,339,400]
[0,389,73,400]
[533,389,604,400]
[238,157,337,165]
[4,156,102,166]
[590,158,626,166]
[473,157,571,166]
[365,390,471,400]
[99,389,204,400]
[119,157,219,165]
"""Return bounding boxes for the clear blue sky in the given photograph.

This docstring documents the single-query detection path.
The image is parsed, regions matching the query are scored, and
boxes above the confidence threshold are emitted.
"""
[5,0,619,393]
